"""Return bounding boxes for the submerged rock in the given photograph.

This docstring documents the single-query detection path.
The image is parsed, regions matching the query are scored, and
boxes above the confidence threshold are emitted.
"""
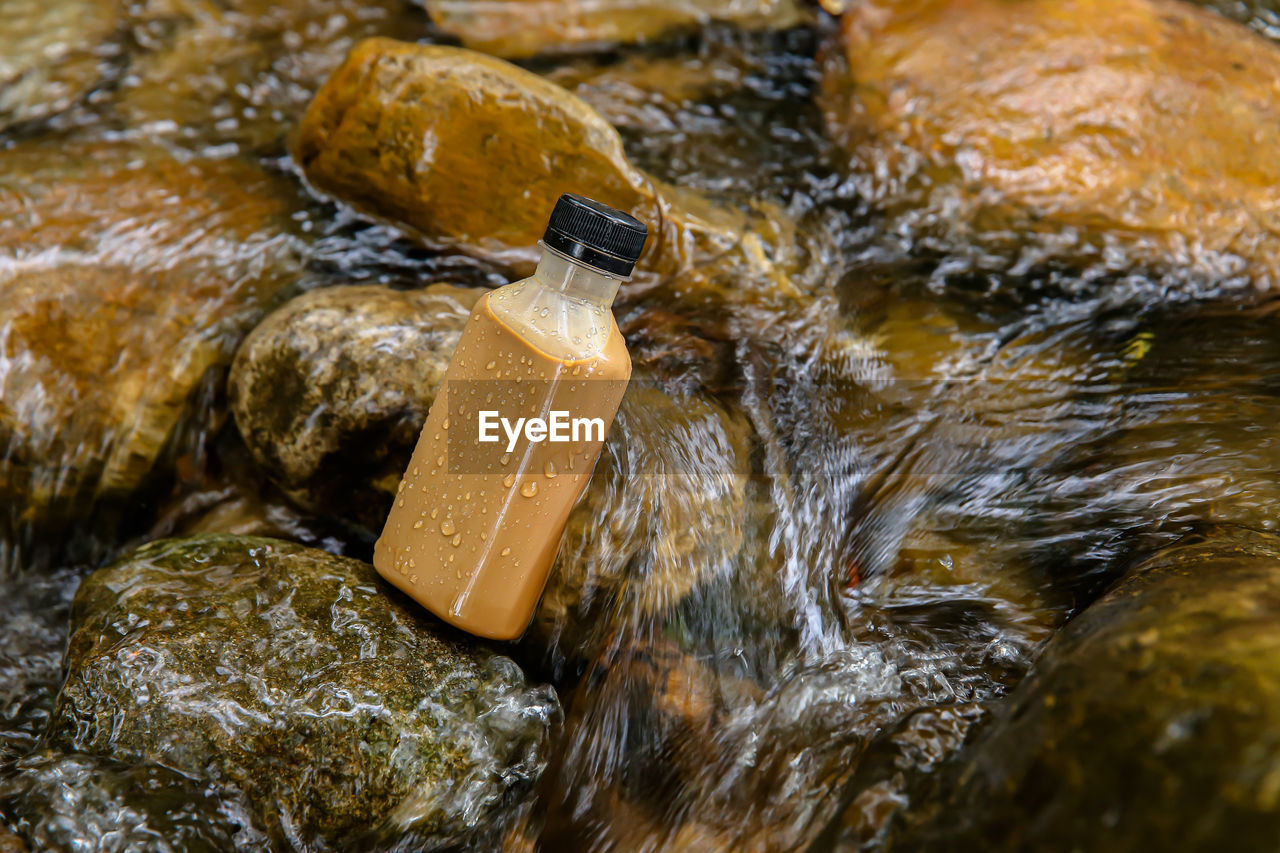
[891,527,1280,851]
[229,284,481,531]
[0,143,307,561]
[48,534,558,850]
[294,40,805,310]
[823,0,1280,293]
[0,0,121,129]
[422,0,806,58]
[0,753,261,852]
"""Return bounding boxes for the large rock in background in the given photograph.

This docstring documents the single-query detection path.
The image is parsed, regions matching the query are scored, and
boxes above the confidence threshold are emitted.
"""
[229,284,480,531]
[294,40,807,312]
[422,0,806,58]
[0,142,308,564]
[822,0,1280,293]
[46,534,558,850]
[0,0,122,130]
[890,527,1280,851]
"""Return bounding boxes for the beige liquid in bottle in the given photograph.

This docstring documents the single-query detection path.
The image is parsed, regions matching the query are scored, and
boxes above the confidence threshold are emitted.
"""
[374,195,644,639]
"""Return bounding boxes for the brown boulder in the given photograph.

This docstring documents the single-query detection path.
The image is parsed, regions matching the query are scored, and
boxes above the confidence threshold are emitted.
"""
[823,0,1280,291]
[0,143,307,553]
[890,528,1280,851]
[294,40,805,310]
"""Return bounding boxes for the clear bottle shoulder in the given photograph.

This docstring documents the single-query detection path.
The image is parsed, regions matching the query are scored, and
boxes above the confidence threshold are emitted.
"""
[487,276,621,364]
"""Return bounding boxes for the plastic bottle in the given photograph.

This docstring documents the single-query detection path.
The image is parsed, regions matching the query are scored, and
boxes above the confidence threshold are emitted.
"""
[374,194,646,639]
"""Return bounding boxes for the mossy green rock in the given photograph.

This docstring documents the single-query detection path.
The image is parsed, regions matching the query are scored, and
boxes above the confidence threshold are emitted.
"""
[47,534,558,850]
[891,527,1280,851]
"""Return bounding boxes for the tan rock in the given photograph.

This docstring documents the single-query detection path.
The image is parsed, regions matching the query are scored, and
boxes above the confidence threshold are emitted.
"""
[294,40,804,308]
[823,0,1280,290]
[422,0,807,58]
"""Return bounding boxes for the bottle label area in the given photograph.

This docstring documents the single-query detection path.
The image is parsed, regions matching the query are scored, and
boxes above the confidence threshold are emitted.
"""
[441,378,629,475]
[479,409,606,453]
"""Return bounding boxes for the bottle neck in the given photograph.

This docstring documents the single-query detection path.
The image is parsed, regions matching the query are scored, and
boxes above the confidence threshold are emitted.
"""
[533,243,622,307]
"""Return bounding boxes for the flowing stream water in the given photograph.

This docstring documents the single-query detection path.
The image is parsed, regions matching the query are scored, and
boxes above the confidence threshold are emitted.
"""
[3,2,1280,850]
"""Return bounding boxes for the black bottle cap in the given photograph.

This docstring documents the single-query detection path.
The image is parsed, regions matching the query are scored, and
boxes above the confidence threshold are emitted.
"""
[542,193,648,278]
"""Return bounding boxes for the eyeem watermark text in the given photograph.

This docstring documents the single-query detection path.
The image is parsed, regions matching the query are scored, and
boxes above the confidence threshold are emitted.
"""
[478,410,606,453]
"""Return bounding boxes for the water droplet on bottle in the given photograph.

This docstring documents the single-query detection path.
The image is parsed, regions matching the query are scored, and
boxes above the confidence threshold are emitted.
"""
[486,361,496,370]
[430,508,438,519]
[440,519,456,536]
[413,520,423,529]
[520,481,539,498]
[544,461,557,479]
[451,533,461,547]
[501,547,511,557]
[442,418,450,430]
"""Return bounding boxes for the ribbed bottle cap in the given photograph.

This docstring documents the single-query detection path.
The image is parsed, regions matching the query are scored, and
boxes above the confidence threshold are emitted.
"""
[542,193,648,277]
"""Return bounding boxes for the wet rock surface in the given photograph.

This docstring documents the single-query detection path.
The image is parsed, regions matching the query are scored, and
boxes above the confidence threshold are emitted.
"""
[46,534,558,849]
[890,527,1280,852]
[230,284,481,530]
[422,0,807,58]
[823,0,1280,295]
[0,142,308,565]
[532,382,755,665]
